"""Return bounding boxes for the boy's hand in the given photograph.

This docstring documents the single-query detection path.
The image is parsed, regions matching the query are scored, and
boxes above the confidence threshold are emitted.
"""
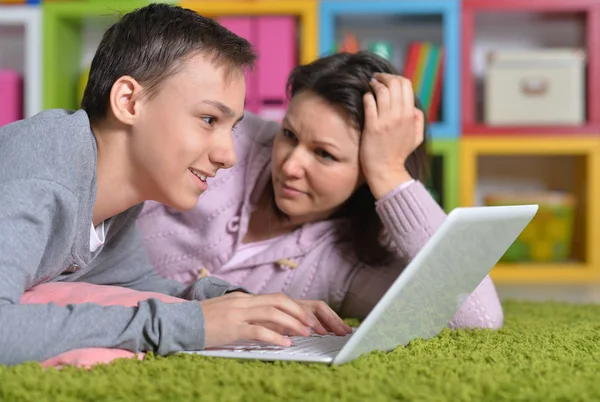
[199,293,351,348]
[294,299,353,336]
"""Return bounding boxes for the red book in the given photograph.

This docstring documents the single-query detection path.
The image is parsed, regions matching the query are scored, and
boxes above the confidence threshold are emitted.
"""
[403,42,421,82]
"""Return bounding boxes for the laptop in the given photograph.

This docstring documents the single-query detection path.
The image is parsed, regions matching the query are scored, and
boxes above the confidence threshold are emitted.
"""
[183,204,538,365]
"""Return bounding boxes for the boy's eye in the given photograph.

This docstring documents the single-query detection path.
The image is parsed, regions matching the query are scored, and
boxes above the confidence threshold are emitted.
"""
[202,116,215,125]
[282,128,297,141]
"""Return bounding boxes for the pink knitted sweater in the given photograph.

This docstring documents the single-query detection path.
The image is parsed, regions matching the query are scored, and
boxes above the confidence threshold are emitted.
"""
[137,113,503,329]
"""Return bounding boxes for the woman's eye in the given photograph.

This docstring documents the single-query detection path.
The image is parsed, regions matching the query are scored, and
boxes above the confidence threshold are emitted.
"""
[202,116,215,125]
[316,149,335,161]
[282,129,297,141]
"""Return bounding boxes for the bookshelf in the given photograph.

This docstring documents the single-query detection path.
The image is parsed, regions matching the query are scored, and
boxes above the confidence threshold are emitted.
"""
[3,0,600,284]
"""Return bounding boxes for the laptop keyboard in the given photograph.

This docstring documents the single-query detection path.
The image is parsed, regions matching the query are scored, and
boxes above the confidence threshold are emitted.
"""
[205,333,350,356]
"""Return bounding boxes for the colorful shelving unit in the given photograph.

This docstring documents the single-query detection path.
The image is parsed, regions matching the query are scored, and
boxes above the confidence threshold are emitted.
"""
[3,0,600,284]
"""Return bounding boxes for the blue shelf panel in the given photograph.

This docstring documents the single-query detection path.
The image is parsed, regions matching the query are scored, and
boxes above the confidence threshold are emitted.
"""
[430,121,458,139]
[319,0,461,139]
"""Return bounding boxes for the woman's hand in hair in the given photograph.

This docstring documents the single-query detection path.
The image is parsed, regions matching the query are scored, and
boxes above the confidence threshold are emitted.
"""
[360,73,425,199]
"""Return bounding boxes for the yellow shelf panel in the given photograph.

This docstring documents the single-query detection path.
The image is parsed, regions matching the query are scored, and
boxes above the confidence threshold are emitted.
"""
[491,262,600,284]
[181,0,318,64]
[461,136,600,155]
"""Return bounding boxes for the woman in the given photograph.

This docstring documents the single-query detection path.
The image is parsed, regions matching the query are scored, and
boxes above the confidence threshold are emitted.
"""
[138,51,503,328]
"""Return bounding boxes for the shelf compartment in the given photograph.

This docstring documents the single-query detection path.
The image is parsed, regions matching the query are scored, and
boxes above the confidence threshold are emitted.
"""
[0,5,41,119]
[42,2,147,110]
[460,136,600,283]
[319,0,460,139]
[461,0,600,135]
[181,0,318,65]
[180,0,319,121]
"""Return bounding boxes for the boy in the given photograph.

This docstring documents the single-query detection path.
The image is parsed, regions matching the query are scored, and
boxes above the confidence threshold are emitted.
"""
[0,4,350,366]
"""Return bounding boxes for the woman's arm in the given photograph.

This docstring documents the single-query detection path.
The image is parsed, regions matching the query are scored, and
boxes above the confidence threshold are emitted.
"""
[337,181,504,329]
[331,73,504,328]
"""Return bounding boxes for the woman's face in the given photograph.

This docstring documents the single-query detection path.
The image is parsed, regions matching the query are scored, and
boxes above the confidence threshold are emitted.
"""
[271,90,363,224]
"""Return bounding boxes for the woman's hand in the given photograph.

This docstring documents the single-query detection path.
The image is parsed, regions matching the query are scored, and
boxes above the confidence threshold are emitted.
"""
[360,73,425,199]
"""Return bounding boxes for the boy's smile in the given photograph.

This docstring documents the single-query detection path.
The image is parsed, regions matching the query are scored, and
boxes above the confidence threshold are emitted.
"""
[188,167,210,192]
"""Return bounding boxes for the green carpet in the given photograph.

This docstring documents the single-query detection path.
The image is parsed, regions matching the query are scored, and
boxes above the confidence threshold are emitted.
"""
[2,300,600,402]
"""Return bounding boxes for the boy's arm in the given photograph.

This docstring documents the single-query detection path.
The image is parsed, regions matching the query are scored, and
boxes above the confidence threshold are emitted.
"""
[80,209,247,300]
[0,180,206,366]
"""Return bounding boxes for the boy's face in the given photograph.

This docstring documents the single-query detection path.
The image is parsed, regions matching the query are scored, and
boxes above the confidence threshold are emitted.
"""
[131,53,246,211]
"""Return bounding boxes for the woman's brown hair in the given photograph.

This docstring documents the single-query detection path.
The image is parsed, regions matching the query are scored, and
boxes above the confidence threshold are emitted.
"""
[277,50,430,266]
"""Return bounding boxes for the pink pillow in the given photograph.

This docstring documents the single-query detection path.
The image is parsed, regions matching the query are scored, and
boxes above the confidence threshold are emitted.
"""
[20,282,186,369]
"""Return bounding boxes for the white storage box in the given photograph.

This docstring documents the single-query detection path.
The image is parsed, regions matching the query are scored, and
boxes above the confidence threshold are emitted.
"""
[484,49,586,126]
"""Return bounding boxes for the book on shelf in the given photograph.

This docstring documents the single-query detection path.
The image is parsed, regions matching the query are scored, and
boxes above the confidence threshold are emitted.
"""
[403,41,444,123]
[335,35,444,123]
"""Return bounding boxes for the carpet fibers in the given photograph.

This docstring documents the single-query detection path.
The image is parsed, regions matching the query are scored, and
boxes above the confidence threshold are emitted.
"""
[2,300,600,402]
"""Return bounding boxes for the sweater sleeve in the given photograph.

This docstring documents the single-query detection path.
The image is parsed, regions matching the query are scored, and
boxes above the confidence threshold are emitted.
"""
[81,213,247,300]
[0,179,208,366]
[337,181,504,329]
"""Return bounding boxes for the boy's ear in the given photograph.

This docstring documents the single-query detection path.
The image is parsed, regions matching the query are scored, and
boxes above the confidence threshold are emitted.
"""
[109,76,142,125]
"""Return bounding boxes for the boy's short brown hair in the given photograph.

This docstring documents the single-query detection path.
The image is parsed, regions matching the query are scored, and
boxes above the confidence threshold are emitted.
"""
[81,3,256,123]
